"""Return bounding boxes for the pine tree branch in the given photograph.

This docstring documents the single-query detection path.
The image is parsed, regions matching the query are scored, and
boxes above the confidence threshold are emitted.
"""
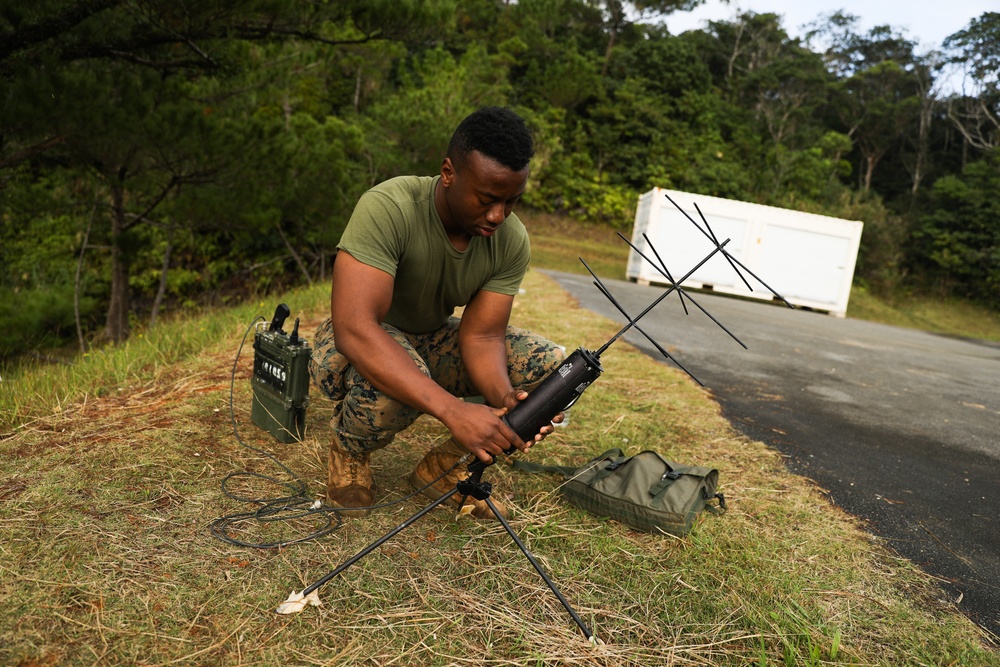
[0,0,125,62]
[0,136,67,170]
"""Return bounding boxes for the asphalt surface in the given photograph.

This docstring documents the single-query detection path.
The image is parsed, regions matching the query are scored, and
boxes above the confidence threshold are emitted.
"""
[545,269,1000,635]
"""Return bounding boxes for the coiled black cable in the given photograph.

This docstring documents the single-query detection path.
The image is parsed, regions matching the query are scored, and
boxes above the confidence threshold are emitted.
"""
[209,315,468,549]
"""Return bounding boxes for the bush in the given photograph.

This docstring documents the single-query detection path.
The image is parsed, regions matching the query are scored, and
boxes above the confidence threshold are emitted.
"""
[0,286,97,359]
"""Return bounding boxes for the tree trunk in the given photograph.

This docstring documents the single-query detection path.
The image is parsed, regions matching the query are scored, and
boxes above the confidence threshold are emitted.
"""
[910,151,924,196]
[104,180,130,343]
[75,203,96,354]
[601,0,624,77]
[353,66,363,112]
[277,222,313,286]
[861,148,886,193]
[910,70,937,196]
[150,227,173,327]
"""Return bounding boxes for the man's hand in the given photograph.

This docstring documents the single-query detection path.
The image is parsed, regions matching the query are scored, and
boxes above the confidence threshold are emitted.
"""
[440,400,525,463]
[499,389,564,447]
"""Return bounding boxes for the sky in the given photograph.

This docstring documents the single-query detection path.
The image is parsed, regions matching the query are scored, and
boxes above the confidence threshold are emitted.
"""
[663,0,993,52]
[660,0,994,92]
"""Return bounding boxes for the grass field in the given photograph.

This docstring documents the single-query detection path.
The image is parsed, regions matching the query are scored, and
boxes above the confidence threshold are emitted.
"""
[3,254,998,665]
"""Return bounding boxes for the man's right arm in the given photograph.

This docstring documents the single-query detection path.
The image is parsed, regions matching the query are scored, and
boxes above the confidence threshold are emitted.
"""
[330,251,522,462]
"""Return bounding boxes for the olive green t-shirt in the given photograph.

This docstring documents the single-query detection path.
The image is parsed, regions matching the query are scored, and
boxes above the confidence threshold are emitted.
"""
[337,175,530,334]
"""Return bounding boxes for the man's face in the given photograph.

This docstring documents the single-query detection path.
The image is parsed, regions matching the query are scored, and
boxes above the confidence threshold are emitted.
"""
[439,150,529,239]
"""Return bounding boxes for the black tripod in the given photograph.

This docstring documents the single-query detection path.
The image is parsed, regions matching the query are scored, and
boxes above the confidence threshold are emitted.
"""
[300,456,598,643]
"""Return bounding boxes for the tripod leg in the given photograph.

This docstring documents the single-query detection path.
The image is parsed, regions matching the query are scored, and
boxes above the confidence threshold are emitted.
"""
[484,497,597,644]
[302,487,460,596]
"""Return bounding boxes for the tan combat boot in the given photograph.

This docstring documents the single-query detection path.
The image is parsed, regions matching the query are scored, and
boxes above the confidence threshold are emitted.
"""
[409,439,509,520]
[327,433,374,516]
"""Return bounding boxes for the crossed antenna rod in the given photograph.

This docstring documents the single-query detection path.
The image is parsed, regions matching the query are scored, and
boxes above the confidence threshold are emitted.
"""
[581,257,703,385]
[594,237,729,357]
[662,192,795,309]
[581,237,731,387]
[617,231,748,351]
[580,192,794,384]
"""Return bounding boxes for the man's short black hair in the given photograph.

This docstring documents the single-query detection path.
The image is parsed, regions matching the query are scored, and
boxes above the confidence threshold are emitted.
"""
[447,106,534,172]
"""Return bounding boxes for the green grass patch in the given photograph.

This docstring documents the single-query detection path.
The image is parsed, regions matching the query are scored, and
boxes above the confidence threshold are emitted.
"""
[0,288,329,431]
[1,268,996,666]
[847,285,1000,342]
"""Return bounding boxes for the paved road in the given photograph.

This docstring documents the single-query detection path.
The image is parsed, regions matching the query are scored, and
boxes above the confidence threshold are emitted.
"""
[546,269,1000,634]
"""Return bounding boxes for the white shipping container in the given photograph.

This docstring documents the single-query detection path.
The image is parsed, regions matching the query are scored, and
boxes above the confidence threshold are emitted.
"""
[627,188,864,317]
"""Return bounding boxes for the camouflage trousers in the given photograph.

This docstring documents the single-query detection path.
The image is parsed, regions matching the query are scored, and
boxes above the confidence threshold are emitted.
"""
[308,317,565,457]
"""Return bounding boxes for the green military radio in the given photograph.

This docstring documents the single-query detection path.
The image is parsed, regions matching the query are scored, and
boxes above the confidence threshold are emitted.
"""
[250,304,311,443]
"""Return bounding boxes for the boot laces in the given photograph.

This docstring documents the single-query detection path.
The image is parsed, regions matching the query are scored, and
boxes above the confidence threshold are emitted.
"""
[346,456,367,485]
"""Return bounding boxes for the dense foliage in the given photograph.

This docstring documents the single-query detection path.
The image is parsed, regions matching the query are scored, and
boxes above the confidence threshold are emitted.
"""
[1,0,998,357]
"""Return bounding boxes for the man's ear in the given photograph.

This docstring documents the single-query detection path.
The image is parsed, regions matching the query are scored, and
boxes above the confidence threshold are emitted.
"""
[440,157,455,187]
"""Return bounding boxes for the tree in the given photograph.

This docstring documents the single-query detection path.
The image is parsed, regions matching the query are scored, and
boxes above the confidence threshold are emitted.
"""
[810,16,928,193]
[899,55,943,197]
[366,44,513,177]
[0,168,101,357]
[916,154,1000,306]
[596,0,704,75]
[943,12,1000,153]
[700,12,838,201]
[3,59,226,342]
[0,0,453,344]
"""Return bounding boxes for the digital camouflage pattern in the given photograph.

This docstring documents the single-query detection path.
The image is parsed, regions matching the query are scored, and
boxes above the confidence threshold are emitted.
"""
[309,317,564,457]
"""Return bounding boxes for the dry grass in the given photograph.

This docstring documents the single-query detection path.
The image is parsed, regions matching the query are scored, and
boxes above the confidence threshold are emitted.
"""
[521,210,631,280]
[1,270,997,666]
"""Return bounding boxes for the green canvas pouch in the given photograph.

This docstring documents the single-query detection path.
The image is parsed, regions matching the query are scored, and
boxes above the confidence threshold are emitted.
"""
[514,448,725,536]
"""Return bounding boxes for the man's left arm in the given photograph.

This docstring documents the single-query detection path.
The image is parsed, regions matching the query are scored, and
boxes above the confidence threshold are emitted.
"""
[459,289,555,447]
[459,289,516,406]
